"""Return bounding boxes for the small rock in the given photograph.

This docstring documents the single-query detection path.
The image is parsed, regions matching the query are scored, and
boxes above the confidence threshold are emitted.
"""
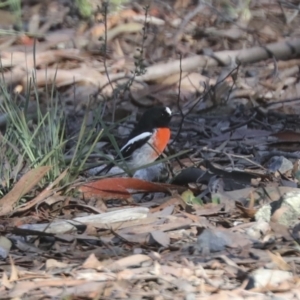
[245,69,258,77]
[0,236,12,259]
[194,228,233,255]
[245,221,270,240]
[275,191,300,226]
[255,190,300,226]
[246,269,293,289]
[267,156,293,174]
[255,204,272,223]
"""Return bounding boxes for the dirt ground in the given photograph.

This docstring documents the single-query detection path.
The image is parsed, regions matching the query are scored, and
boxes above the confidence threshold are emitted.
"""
[1,0,300,299]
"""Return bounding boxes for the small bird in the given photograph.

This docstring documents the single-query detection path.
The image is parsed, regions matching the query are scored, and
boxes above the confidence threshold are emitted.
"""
[99,106,172,174]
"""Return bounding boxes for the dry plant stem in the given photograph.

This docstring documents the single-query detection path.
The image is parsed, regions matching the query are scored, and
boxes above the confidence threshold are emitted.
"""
[270,56,279,79]
[102,2,115,122]
[173,1,205,43]
[265,97,300,107]
[258,150,300,163]
[202,147,266,170]
[137,39,300,82]
[220,112,257,133]
[222,64,240,105]
[171,53,184,146]
[20,207,149,234]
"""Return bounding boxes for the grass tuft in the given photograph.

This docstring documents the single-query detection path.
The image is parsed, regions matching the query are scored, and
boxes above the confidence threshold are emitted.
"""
[0,75,104,194]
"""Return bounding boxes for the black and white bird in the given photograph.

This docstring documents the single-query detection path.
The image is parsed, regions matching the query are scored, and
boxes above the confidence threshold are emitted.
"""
[98,106,172,175]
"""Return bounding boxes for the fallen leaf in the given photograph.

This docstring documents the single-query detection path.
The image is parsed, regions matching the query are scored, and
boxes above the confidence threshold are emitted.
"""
[9,255,18,281]
[106,23,143,42]
[160,72,211,93]
[82,253,105,270]
[19,207,149,234]
[90,9,137,38]
[150,230,170,247]
[271,130,300,142]
[12,168,68,214]
[194,227,252,255]
[0,166,51,217]
[78,177,185,200]
[194,204,226,216]
[150,197,178,213]
[106,254,152,271]
[271,206,289,223]
[46,259,69,270]
[24,68,105,88]
[267,250,291,271]
[235,201,257,218]
[0,236,12,259]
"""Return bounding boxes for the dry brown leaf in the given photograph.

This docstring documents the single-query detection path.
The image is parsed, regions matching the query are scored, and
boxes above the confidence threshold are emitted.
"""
[271,206,289,223]
[18,35,35,46]
[272,130,300,142]
[107,254,152,271]
[1,49,83,85]
[1,272,12,289]
[267,250,291,271]
[91,9,137,38]
[108,215,159,232]
[235,201,257,218]
[174,0,192,9]
[106,23,143,42]
[270,221,293,241]
[116,269,136,281]
[194,204,226,216]
[12,168,68,214]
[153,204,174,217]
[23,68,105,88]
[0,166,51,217]
[45,259,69,270]
[177,209,201,223]
[159,72,212,93]
[78,177,185,200]
[150,196,186,213]
[8,279,91,298]
[150,230,170,247]
[0,49,77,69]
[248,191,255,210]
[82,253,104,270]
[118,217,192,236]
[9,255,18,282]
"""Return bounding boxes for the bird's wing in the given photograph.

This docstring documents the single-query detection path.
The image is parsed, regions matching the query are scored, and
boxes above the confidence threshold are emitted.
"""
[93,131,152,175]
[120,131,152,159]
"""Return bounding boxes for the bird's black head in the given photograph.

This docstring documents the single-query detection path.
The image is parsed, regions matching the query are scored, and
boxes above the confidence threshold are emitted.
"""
[128,106,172,138]
[140,106,172,128]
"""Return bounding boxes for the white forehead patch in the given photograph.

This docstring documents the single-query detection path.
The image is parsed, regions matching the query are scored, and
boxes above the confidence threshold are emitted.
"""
[165,107,172,116]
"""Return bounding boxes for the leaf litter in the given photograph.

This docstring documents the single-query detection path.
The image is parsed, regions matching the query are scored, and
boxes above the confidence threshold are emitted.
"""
[1,0,300,299]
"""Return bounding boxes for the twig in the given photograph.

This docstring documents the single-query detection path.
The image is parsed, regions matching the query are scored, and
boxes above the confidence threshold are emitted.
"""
[173,0,205,43]
[170,54,184,146]
[264,97,300,107]
[101,2,115,122]
[137,38,300,82]
[221,112,257,133]
[202,147,266,170]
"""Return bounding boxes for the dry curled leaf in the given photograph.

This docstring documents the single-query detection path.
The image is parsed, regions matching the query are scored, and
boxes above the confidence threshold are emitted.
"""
[235,201,257,218]
[77,177,185,200]
[0,166,51,217]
